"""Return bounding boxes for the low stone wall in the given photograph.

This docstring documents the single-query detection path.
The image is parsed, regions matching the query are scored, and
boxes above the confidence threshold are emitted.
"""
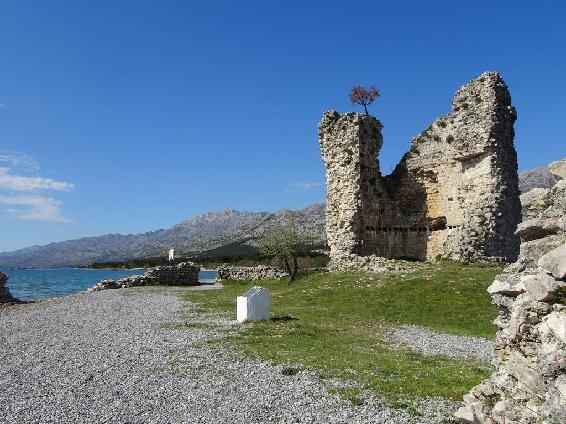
[457,175,566,422]
[0,272,18,304]
[90,262,201,291]
[217,265,288,281]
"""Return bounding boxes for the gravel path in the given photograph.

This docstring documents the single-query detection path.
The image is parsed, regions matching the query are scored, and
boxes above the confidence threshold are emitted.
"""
[393,324,494,362]
[1,287,456,423]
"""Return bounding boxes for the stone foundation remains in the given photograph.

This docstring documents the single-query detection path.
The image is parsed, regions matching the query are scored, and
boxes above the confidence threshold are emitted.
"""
[457,172,566,423]
[90,262,200,291]
[319,72,521,267]
[217,265,288,281]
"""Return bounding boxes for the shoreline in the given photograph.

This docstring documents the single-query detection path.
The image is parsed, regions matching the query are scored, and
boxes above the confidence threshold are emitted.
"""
[2,267,218,304]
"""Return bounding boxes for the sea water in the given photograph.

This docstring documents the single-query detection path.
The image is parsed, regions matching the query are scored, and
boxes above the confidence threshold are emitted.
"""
[1,268,218,301]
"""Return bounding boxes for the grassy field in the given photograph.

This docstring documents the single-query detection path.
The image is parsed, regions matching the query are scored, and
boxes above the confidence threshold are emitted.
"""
[182,260,502,402]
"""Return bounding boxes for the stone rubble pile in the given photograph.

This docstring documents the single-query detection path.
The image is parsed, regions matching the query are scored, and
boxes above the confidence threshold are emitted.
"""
[0,272,18,304]
[330,254,416,274]
[89,262,200,292]
[217,265,288,281]
[457,163,566,423]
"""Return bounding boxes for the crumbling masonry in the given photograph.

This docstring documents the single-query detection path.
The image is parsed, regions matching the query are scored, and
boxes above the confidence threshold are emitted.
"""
[319,72,522,267]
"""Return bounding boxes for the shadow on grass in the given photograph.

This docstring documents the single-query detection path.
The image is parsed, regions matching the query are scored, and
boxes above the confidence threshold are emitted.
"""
[270,315,299,322]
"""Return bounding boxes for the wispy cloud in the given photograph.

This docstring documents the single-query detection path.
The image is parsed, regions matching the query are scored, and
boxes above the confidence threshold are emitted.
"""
[286,181,322,192]
[0,194,73,222]
[0,153,39,170]
[0,167,74,191]
[0,152,74,222]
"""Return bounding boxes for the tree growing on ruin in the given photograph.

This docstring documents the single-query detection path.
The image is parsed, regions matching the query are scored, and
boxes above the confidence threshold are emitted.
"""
[258,214,309,283]
[350,85,380,115]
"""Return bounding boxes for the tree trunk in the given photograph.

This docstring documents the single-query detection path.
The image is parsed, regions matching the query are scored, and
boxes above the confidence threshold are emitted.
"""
[363,104,369,115]
[289,255,299,284]
[283,257,292,276]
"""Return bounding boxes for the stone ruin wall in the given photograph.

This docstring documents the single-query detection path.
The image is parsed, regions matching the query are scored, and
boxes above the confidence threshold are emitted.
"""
[319,72,522,266]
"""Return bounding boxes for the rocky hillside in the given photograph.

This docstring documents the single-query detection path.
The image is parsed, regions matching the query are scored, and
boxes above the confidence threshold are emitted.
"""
[0,204,326,268]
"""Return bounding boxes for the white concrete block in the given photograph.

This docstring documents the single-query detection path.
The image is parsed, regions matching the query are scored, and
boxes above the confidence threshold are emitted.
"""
[237,286,270,322]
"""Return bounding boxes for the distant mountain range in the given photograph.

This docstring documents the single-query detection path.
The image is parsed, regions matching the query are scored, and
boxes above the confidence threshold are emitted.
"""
[0,204,326,268]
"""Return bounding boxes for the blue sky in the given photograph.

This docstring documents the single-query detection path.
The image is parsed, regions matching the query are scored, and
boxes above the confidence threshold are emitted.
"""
[0,0,565,252]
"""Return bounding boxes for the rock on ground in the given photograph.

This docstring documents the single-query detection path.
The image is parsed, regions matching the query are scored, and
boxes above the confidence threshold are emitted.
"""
[0,288,455,423]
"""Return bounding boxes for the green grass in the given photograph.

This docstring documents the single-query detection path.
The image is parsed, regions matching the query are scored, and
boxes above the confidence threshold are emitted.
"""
[183,260,501,400]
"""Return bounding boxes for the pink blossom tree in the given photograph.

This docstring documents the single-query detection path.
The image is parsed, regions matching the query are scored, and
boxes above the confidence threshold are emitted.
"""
[350,85,380,115]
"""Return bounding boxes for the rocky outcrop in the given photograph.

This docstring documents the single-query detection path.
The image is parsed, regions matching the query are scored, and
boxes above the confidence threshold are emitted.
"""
[89,262,200,291]
[457,176,566,423]
[217,265,288,281]
[548,159,566,181]
[519,158,565,218]
[319,72,521,267]
[0,272,18,304]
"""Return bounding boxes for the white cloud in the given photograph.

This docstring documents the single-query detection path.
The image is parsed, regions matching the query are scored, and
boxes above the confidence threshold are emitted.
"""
[0,194,73,223]
[0,152,74,222]
[0,167,74,191]
[286,181,322,192]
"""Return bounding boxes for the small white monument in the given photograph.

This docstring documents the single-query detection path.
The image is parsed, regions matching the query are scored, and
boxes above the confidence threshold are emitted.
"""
[168,248,175,262]
[237,287,270,323]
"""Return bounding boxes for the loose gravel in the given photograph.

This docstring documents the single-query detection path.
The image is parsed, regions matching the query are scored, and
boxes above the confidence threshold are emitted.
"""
[1,287,457,423]
[393,324,494,362]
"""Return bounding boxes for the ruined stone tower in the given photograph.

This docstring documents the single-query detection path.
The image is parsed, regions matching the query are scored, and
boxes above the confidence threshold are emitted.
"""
[319,72,521,266]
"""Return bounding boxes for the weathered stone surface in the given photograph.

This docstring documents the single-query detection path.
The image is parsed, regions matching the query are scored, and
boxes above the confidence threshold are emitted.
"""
[544,312,566,344]
[319,72,521,267]
[548,158,566,181]
[458,167,566,423]
[90,262,200,291]
[512,233,566,272]
[487,273,524,297]
[217,265,288,281]
[520,187,551,219]
[454,406,475,423]
[515,218,560,241]
[538,243,566,280]
[522,273,565,303]
[0,272,18,304]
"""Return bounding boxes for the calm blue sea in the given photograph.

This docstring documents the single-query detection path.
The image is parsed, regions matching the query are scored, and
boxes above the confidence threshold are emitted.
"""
[1,268,218,301]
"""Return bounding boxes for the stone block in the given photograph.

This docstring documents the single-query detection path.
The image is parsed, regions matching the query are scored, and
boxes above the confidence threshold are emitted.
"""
[538,243,566,280]
[522,273,564,303]
[515,218,560,241]
[544,312,566,345]
[237,287,269,322]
